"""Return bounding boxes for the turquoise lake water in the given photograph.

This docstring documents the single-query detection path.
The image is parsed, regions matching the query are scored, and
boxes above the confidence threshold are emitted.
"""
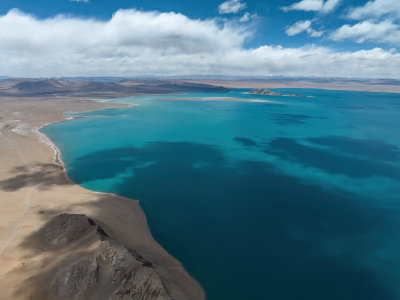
[42,89,400,299]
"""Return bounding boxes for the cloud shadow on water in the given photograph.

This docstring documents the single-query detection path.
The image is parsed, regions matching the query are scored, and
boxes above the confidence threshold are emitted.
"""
[266,137,400,181]
[306,136,400,162]
[234,137,260,147]
[71,141,398,300]
[270,113,312,125]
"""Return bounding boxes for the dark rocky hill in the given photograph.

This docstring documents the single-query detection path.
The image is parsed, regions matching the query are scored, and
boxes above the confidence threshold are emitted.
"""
[26,214,174,300]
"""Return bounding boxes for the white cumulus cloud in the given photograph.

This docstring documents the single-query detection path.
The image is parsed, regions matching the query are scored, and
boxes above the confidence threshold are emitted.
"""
[331,0,400,46]
[0,9,248,55]
[282,0,341,14]
[218,0,246,14]
[286,20,323,37]
[348,0,400,20]
[239,12,258,22]
[0,9,399,78]
[331,20,400,45]
[286,20,312,36]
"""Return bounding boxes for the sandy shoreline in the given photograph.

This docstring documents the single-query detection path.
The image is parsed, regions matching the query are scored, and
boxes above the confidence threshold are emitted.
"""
[0,96,204,299]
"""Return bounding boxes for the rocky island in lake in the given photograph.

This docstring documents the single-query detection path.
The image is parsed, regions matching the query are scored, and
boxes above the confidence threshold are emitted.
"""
[248,88,304,97]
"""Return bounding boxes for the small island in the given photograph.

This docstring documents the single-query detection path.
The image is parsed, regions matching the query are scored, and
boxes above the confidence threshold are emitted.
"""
[248,88,304,97]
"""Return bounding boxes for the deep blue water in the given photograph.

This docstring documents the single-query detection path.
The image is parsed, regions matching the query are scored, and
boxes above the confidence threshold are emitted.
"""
[43,89,400,299]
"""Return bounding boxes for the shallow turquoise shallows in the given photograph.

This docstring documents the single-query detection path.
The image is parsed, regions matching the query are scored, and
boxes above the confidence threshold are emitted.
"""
[42,89,400,300]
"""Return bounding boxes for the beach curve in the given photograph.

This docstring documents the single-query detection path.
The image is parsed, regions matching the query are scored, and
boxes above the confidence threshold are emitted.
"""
[0,96,204,299]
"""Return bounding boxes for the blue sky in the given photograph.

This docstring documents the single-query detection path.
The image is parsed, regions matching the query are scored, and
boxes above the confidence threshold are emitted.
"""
[0,0,399,78]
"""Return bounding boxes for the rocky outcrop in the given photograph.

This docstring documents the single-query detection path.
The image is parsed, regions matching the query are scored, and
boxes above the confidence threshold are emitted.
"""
[33,214,173,300]
[248,88,303,97]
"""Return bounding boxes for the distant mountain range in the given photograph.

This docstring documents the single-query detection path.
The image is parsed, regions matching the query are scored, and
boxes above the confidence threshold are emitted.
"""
[4,76,400,84]
[0,78,229,98]
[1,77,399,97]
